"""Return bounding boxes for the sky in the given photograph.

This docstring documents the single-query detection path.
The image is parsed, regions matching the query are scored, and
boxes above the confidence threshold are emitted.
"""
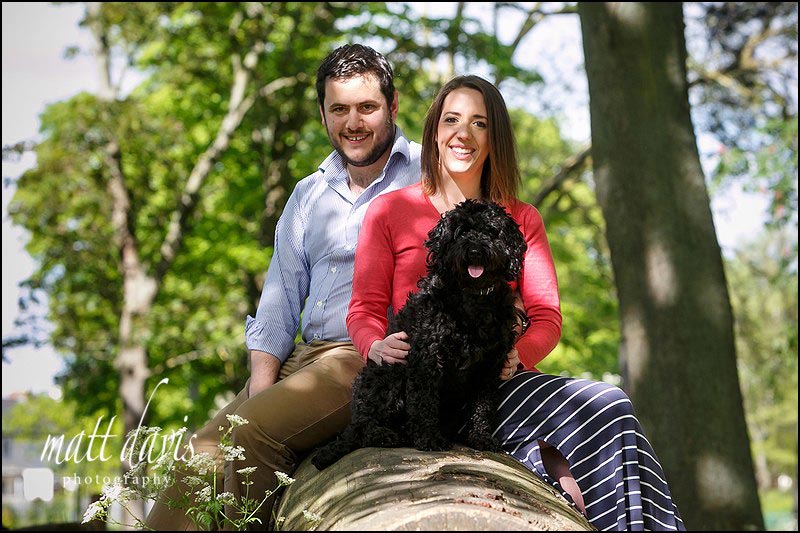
[1,2,770,399]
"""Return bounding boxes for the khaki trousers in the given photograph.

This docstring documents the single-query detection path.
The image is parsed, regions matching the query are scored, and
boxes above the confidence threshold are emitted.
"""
[144,341,363,531]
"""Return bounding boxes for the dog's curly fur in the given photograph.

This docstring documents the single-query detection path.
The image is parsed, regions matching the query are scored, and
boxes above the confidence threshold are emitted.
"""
[312,200,527,470]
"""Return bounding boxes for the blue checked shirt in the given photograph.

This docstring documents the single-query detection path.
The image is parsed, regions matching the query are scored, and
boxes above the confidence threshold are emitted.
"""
[245,128,421,362]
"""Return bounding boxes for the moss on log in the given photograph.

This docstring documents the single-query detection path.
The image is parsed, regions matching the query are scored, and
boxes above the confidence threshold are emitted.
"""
[275,446,594,531]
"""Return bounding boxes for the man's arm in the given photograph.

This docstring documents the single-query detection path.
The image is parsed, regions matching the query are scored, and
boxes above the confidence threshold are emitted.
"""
[248,350,281,397]
[244,186,311,371]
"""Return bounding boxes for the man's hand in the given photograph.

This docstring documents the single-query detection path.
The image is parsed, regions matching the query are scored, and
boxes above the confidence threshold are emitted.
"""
[248,350,281,398]
[500,347,520,381]
[368,331,410,365]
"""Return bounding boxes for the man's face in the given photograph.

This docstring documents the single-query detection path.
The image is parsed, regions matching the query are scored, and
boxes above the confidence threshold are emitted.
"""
[320,74,397,168]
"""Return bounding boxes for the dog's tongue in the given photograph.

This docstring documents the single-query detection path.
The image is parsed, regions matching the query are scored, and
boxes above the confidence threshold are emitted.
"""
[468,265,484,278]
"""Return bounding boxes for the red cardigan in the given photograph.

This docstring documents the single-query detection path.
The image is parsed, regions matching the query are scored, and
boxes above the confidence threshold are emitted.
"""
[347,183,562,370]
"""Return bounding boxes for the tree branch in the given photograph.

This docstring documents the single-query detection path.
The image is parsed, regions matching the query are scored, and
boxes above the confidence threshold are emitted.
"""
[154,35,268,283]
[494,3,578,86]
[530,145,591,207]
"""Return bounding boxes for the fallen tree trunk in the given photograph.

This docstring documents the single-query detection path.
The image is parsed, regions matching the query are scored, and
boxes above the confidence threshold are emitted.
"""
[274,446,594,531]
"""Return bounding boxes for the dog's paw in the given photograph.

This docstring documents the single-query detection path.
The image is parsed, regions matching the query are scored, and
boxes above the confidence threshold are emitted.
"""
[365,427,401,448]
[311,442,346,470]
[414,434,452,452]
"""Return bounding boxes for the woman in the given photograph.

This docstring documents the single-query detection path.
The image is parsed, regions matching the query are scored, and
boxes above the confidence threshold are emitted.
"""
[347,75,685,531]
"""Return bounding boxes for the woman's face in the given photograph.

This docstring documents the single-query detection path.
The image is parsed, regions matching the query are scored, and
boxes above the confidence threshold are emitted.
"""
[436,87,490,184]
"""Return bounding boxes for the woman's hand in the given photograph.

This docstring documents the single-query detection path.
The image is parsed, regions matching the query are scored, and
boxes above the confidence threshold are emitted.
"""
[512,292,530,339]
[500,347,521,380]
[368,331,411,365]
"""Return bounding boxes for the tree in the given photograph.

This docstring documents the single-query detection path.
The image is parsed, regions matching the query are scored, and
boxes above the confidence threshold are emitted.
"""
[10,2,367,520]
[578,3,764,529]
[275,447,592,531]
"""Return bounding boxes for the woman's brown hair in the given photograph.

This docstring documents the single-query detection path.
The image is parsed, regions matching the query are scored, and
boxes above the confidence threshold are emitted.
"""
[421,75,521,204]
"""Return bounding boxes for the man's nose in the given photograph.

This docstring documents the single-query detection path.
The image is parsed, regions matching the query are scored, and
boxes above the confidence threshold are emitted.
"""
[346,109,363,131]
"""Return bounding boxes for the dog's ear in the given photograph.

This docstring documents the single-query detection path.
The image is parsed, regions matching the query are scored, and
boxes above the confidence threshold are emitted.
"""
[424,211,453,271]
[426,201,483,273]
[488,203,527,281]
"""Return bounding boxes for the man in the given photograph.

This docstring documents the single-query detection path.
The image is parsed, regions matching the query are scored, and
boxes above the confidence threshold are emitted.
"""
[145,43,421,530]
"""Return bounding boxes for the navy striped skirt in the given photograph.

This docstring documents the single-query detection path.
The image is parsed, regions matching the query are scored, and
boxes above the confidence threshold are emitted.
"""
[494,371,685,531]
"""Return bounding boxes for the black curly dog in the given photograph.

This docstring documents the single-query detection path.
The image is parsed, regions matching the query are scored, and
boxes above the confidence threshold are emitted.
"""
[312,199,527,470]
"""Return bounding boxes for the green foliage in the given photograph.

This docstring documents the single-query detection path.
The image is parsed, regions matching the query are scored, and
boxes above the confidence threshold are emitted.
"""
[687,2,798,228]
[726,227,798,489]
[712,117,798,228]
[3,395,124,493]
[10,2,373,427]
[10,2,578,430]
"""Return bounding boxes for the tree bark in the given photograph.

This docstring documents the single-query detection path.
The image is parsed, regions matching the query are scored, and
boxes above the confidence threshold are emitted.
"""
[578,2,764,529]
[274,446,593,531]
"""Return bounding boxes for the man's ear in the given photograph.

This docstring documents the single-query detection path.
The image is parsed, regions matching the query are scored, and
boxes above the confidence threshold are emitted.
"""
[390,91,399,120]
[319,106,326,126]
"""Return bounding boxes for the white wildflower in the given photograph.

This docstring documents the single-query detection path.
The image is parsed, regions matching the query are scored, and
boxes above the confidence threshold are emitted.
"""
[226,414,249,428]
[216,491,236,506]
[184,476,205,487]
[152,451,176,472]
[101,482,122,501]
[222,445,246,461]
[237,466,257,476]
[100,482,136,503]
[194,485,213,503]
[275,471,295,486]
[81,501,107,524]
[186,452,216,476]
[125,460,147,479]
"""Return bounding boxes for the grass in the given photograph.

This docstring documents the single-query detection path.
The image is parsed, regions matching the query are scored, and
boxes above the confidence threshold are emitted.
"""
[761,488,797,531]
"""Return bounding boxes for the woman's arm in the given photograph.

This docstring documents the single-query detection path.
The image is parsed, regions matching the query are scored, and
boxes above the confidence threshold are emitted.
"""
[347,197,400,361]
[514,204,562,369]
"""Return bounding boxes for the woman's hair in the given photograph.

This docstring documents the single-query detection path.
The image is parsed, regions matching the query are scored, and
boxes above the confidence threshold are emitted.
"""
[421,75,521,204]
[315,44,395,108]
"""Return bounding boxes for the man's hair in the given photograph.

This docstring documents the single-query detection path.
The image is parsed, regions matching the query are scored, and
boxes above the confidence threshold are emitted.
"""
[421,75,521,205]
[316,44,395,108]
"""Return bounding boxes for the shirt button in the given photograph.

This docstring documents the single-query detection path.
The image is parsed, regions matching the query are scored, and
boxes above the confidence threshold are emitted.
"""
[313,334,320,340]
[331,267,337,273]
[316,300,323,307]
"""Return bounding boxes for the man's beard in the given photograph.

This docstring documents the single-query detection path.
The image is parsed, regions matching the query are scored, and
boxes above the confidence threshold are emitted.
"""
[329,119,395,168]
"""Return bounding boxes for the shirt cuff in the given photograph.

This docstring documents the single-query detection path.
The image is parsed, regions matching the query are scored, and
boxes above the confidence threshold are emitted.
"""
[244,315,295,363]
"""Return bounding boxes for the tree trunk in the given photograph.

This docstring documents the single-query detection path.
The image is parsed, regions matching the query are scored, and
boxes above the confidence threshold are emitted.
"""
[578,3,764,530]
[274,446,593,531]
